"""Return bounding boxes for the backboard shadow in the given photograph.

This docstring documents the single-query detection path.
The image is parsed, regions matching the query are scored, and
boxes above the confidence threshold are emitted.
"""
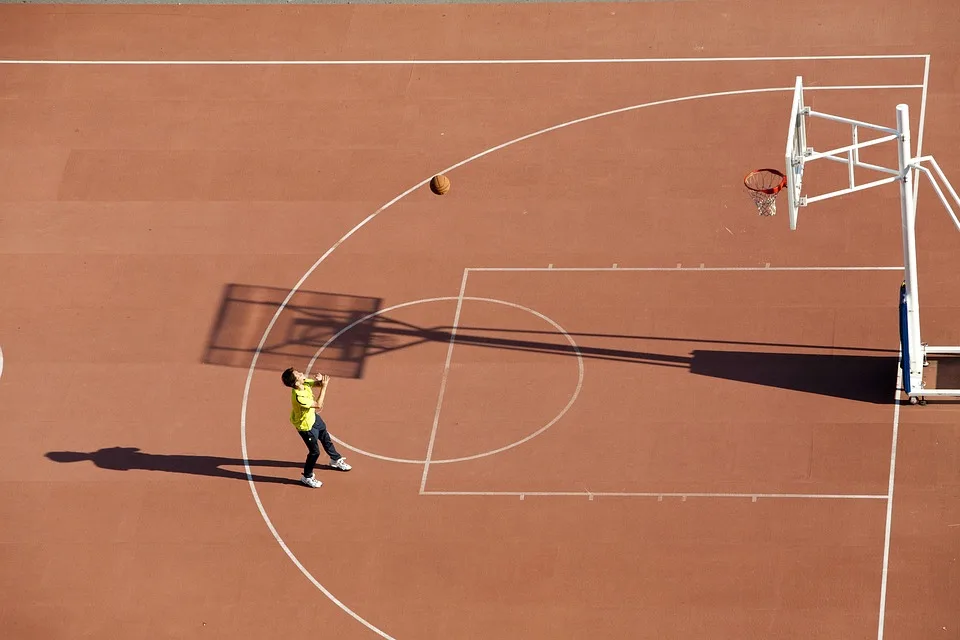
[202,284,383,378]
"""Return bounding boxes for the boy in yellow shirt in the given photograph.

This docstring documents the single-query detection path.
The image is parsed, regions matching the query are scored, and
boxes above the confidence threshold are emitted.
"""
[281,368,352,488]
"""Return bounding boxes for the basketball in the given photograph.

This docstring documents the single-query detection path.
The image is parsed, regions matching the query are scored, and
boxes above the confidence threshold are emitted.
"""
[430,174,451,195]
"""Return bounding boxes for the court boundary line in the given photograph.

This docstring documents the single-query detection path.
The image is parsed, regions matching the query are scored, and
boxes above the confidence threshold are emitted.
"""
[0,54,930,65]
[876,53,929,640]
[877,358,903,640]
[421,490,889,500]
[466,266,904,272]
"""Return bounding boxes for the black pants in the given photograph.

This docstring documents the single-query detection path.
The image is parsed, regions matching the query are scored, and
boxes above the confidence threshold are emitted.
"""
[297,415,342,477]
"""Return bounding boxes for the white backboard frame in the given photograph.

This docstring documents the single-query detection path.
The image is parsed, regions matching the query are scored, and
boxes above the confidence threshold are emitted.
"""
[776,76,960,401]
[785,76,807,231]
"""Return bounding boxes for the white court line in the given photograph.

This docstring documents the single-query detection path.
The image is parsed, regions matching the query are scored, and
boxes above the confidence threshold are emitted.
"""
[0,55,930,65]
[419,270,470,494]
[467,266,904,272]
[306,295,584,466]
[877,358,904,640]
[878,55,926,640]
[802,85,922,91]
[422,491,888,500]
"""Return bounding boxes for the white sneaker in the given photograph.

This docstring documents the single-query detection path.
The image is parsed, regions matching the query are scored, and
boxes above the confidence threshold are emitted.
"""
[300,474,323,488]
[331,457,352,471]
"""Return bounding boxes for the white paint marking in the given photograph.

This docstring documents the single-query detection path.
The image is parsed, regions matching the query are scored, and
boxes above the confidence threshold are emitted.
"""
[0,56,929,65]
[419,271,470,494]
[305,295,585,465]
[0,345,4,381]
[467,266,902,272]
[612,263,618,269]
[421,491,889,500]
[877,357,904,640]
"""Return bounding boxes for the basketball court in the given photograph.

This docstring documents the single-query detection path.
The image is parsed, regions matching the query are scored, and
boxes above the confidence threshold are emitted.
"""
[2,3,960,639]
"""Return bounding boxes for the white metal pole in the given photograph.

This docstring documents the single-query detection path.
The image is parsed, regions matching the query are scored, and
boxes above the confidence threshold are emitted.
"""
[896,104,924,391]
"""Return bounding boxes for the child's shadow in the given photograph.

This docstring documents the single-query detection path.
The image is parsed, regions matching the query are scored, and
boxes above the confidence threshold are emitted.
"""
[45,446,304,485]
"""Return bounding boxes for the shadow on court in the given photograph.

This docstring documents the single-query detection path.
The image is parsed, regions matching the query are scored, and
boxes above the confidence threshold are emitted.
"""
[200,283,898,403]
[44,447,305,485]
[201,284,384,378]
[688,350,899,404]
[360,321,898,404]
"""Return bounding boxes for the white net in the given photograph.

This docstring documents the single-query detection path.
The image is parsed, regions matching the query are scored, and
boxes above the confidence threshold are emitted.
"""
[744,169,786,217]
[749,190,778,216]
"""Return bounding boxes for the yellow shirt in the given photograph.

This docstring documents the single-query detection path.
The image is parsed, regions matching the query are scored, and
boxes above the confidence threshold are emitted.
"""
[290,379,317,431]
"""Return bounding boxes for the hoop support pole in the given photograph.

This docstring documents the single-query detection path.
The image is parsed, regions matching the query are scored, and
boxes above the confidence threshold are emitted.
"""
[897,104,924,394]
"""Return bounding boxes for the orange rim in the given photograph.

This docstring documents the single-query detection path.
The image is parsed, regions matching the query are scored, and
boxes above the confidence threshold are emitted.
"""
[744,168,787,195]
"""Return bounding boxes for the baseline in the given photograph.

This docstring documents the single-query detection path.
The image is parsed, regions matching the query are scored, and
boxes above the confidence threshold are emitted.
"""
[877,360,904,640]
[0,54,930,65]
[468,266,904,272]
[421,490,888,501]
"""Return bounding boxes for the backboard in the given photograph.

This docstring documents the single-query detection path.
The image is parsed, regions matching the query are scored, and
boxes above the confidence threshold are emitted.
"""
[784,76,808,230]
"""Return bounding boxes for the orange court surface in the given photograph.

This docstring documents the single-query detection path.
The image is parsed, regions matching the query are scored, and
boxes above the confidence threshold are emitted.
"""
[2,2,960,639]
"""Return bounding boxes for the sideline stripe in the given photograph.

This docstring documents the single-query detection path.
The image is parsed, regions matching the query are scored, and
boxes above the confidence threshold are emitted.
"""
[466,266,904,272]
[877,358,904,640]
[0,55,930,65]
[422,491,889,500]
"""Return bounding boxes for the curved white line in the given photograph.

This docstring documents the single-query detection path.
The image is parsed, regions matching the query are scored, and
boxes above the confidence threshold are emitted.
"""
[304,296,584,465]
[0,344,4,381]
[240,83,879,639]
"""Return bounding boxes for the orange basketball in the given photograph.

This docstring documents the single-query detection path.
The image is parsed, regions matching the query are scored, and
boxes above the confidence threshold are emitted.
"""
[430,174,451,195]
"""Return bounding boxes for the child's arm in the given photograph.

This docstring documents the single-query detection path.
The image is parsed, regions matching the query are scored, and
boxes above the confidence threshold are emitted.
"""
[315,374,330,410]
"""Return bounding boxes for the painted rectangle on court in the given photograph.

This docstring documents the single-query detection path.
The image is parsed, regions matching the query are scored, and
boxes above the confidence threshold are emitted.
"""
[421,267,902,497]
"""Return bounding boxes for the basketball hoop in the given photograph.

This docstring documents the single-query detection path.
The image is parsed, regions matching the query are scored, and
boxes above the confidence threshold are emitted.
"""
[744,168,787,217]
